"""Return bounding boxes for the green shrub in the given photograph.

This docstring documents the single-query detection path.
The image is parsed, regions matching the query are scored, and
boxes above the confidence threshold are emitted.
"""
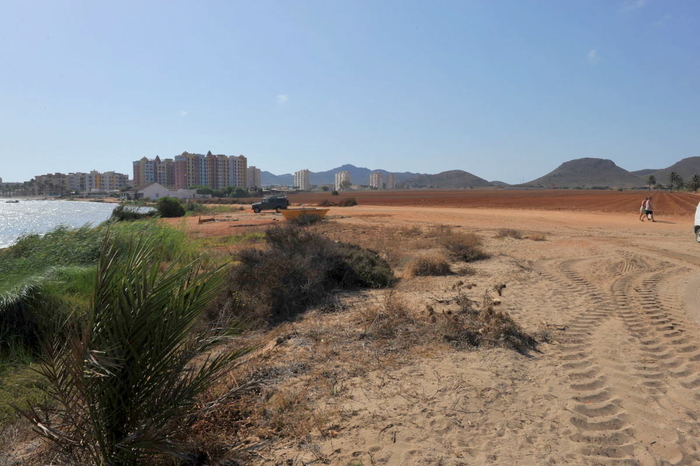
[109,205,154,222]
[156,196,185,218]
[331,190,339,196]
[16,233,247,464]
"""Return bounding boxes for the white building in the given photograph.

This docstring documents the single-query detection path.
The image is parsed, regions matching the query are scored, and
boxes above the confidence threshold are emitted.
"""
[139,183,199,200]
[294,169,311,191]
[385,173,396,190]
[334,170,351,191]
[370,172,383,189]
[247,166,262,190]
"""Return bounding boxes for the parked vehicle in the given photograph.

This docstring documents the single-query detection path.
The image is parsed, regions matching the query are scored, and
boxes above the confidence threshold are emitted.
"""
[695,202,700,243]
[252,196,289,213]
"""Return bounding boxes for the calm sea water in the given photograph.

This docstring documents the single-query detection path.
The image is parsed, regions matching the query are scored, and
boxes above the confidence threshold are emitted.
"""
[0,199,118,248]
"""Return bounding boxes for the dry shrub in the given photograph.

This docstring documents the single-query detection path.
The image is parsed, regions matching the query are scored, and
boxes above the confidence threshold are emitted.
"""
[287,213,323,226]
[495,228,523,239]
[357,290,413,340]
[437,293,537,353]
[317,199,335,207]
[210,226,396,327]
[406,252,451,277]
[336,197,358,207]
[440,232,488,262]
[529,233,547,241]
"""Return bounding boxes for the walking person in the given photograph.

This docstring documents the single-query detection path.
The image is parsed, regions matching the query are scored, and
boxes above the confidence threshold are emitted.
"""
[646,196,655,222]
[639,197,648,221]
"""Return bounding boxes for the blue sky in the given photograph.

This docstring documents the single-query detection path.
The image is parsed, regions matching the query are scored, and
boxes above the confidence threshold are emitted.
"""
[1,0,698,183]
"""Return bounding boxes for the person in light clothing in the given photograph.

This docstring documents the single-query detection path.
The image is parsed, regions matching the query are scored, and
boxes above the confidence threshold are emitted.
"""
[645,196,655,222]
[639,197,648,221]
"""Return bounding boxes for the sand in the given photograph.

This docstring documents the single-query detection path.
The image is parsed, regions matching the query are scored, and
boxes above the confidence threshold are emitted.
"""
[243,204,700,465]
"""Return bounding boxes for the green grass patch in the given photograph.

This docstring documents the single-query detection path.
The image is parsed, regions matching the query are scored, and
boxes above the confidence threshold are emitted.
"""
[196,232,266,248]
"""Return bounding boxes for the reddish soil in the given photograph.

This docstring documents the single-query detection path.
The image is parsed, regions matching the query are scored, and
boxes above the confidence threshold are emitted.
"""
[289,189,700,216]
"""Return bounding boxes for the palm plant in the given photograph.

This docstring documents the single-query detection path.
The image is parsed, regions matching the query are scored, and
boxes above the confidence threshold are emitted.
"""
[16,233,244,465]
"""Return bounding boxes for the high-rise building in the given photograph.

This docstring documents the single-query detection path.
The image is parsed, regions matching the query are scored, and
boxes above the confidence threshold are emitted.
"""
[229,155,247,189]
[370,172,383,189]
[385,173,396,190]
[294,169,311,191]
[137,152,252,190]
[247,166,261,190]
[334,171,351,191]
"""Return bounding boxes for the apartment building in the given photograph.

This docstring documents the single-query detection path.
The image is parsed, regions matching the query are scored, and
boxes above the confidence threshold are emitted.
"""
[385,173,396,190]
[334,170,351,191]
[229,155,248,189]
[133,156,174,188]
[35,170,129,194]
[370,172,383,189]
[139,152,248,190]
[247,166,261,190]
[294,169,311,191]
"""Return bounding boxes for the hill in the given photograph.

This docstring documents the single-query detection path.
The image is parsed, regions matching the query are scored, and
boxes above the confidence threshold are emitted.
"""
[401,170,493,188]
[261,164,421,187]
[523,158,643,188]
[650,156,700,185]
[632,168,659,177]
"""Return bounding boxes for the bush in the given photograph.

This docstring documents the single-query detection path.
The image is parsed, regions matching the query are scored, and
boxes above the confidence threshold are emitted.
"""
[439,293,537,353]
[331,190,339,196]
[406,253,452,277]
[212,226,396,326]
[318,199,335,207]
[440,232,488,262]
[495,228,523,239]
[336,197,358,207]
[287,213,323,226]
[109,205,154,222]
[16,234,247,464]
[156,196,185,218]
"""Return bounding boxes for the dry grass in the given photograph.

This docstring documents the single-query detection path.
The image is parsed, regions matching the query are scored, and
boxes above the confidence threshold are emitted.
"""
[405,252,452,277]
[495,228,523,239]
[528,233,547,241]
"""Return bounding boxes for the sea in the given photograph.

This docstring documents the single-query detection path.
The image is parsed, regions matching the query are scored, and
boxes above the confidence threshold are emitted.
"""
[0,199,118,249]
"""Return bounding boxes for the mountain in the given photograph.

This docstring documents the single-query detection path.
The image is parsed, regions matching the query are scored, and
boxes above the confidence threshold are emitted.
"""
[261,164,421,186]
[650,157,700,184]
[401,170,493,188]
[632,169,659,177]
[523,158,644,188]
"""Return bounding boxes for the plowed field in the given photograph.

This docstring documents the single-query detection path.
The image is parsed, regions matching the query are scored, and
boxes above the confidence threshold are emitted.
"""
[290,189,700,216]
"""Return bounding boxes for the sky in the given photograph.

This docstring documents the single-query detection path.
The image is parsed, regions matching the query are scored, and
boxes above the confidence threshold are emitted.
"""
[1,0,698,184]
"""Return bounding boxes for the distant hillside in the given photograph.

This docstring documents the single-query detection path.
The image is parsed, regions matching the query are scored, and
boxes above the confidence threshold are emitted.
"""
[632,169,659,177]
[262,164,421,186]
[651,157,700,184]
[523,158,643,188]
[401,170,493,188]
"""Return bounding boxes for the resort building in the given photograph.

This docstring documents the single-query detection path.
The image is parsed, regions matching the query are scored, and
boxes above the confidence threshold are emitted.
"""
[385,173,396,190]
[137,152,248,190]
[370,172,383,189]
[334,170,351,191]
[247,166,262,190]
[294,169,311,191]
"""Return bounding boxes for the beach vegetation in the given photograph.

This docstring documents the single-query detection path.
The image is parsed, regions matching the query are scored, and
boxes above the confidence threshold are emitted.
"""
[156,196,185,218]
[15,233,247,464]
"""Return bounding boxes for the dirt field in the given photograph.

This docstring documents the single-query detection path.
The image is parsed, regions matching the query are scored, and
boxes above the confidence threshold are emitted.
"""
[288,189,700,216]
[197,201,700,465]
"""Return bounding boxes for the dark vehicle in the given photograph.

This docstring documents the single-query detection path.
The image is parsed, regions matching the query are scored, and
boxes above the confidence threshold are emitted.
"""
[252,196,290,213]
